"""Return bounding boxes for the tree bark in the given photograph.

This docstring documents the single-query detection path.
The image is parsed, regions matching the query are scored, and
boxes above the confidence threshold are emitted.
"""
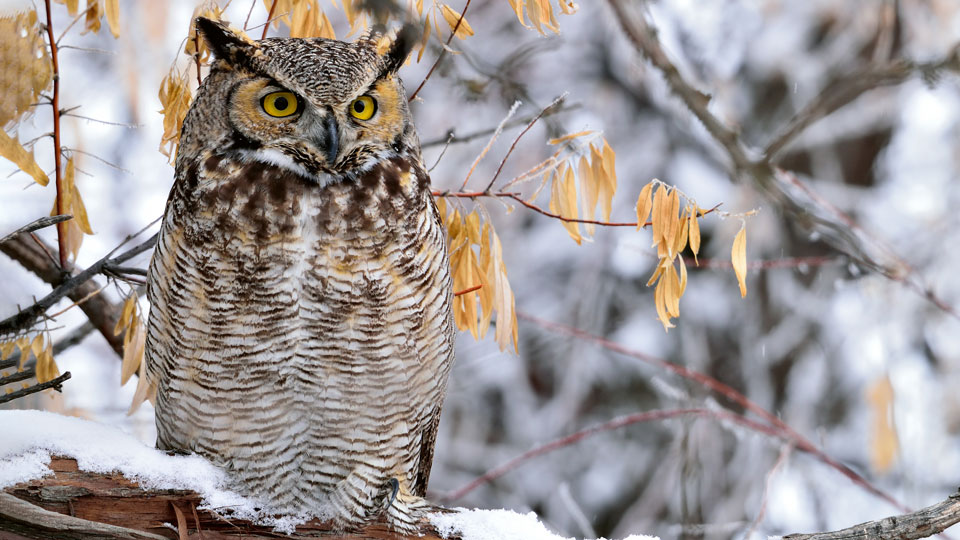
[1,457,447,540]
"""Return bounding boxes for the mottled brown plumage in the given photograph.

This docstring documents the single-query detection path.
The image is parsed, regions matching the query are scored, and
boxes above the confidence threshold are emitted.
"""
[144,18,454,532]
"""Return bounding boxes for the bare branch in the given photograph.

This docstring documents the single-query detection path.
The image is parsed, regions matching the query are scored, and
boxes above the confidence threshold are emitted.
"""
[408,0,473,102]
[0,233,157,354]
[0,371,71,405]
[0,216,72,245]
[765,47,960,159]
[516,311,909,512]
[784,491,960,540]
[42,0,68,269]
[420,101,580,148]
[483,95,566,193]
[442,407,783,502]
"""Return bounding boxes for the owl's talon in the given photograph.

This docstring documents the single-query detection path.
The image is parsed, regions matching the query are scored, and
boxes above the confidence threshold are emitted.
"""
[386,477,400,507]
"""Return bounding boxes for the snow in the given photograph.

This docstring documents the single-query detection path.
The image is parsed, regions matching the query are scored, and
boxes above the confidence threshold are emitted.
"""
[0,410,658,539]
[430,508,659,540]
[0,410,305,532]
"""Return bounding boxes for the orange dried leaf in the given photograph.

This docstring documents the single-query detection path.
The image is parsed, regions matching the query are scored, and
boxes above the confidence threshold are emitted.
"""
[114,293,137,335]
[866,374,898,474]
[678,255,688,296]
[731,224,748,298]
[650,184,664,248]
[128,354,157,414]
[0,10,52,127]
[635,181,654,230]
[654,275,674,331]
[598,139,617,221]
[0,130,48,185]
[548,130,595,145]
[121,321,145,386]
[440,4,473,39]
[578,155,597,237]
[104,0,119,38]
[689,205,701,264]
[663,188,680,257]
[83,0,102,34]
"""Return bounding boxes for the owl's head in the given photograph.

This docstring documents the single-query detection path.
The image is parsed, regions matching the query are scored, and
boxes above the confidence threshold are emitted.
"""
[180,18,419,181]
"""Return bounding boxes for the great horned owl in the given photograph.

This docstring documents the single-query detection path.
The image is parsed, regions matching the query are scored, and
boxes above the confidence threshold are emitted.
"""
[144,18,455,532]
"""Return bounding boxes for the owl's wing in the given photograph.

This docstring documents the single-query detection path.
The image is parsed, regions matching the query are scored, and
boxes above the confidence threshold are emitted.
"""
[413,405,443,497]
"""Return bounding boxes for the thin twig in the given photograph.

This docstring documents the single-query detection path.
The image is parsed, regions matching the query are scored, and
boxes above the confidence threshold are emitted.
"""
[0,216,72,245]
[243,0,258,30]
[460,101,521,190]
[421,102,580,148]
[453,284,482,296]
[0,371,71,405]
[261,0,278,40]
[764,47,960,159]
[408,0,472,102]
[442,407,787,502]
[62,113,140,128]
[0,233,158,337]
[483,95,566,193]
[43,0,67,269]
[517,311,910,512]
[744,443,794,539]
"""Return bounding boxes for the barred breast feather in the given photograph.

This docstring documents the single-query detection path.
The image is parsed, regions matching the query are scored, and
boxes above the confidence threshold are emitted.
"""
[144,152,455,530]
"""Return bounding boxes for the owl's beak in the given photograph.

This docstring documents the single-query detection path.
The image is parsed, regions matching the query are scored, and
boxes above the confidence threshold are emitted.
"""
[320,112,339,168]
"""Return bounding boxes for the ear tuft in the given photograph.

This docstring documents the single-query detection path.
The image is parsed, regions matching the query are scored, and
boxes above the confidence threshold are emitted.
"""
[383,23,419,74]
[195,17,257,63]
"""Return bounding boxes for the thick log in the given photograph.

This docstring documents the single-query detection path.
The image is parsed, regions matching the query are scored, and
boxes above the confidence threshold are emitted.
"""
[0,457,447,540]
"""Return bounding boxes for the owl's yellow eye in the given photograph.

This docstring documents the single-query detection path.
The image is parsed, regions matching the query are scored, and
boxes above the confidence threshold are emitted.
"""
[261,91,299,118]
[349,95,377,121]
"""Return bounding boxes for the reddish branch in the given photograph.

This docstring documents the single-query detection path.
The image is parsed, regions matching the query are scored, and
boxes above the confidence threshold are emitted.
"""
[442,407,784,502]
[453,284,482,296]
[261,0,279,40]
[516,311,909,513]
[483,96,565,192]
[42,0,67,270]
[408,0,472,102]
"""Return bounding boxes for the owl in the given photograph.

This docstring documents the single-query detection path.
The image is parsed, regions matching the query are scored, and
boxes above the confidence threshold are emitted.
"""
[144,18,455,532]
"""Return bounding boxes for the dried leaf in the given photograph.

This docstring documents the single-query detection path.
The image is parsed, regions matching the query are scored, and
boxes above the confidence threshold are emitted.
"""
[578,155,597,237]
[0,340,15,360]
[549,165,581,244]
[548,130,594,145]
[417,13,432,61]
[114,293,137,335]
[598,139,617,221]
[663,188,680,258]
[121,321,144,386]
[104,0,119,38]
[689,205,701,264]
[678,255,688,296]
[635,181,654,230]
[866,374,898,474]
[158,68,192,160]
[650,184,664,249]
[654,272,674,331]
[35,335,59,384]
[507,0,526,27]
[128,354,157,415]
[671,208,689,258]
[664,262,680,318]
[440,4,473,39]
[83,0,102,34]
[54,0,80,16]
[0,9,52,128]
[731,224,748,298]
[0,130,48,185]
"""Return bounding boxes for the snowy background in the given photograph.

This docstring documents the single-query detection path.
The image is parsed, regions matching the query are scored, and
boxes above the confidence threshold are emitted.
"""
[3,1,960,539]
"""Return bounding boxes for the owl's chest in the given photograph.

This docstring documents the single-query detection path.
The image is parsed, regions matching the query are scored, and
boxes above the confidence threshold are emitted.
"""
[170,159,443,317]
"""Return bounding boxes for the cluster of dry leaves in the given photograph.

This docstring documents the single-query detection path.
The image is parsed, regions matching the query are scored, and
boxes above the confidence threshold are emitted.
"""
[114,293,156,413]
[0,0,121,389]
[1,335,58,394]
